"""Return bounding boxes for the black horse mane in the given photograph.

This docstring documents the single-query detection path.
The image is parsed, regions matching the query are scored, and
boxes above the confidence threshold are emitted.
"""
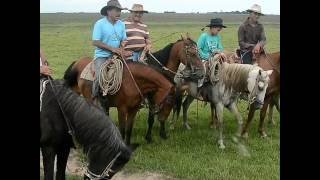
[148,38,197,67]
[45,79,131,160]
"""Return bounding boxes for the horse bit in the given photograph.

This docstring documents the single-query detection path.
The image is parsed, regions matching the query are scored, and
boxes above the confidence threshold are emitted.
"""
[84,152,121,180]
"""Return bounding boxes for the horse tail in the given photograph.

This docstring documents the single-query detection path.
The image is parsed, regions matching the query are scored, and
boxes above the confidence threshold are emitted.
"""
[63,61,78,87]
[175,87,183,120]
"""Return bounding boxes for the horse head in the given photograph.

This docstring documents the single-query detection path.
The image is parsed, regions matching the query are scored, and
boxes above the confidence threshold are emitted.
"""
[178,34,205,82]
[247,68,273,109]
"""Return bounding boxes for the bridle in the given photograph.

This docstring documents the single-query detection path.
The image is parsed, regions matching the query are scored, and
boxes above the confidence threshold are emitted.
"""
[84,152,121,180]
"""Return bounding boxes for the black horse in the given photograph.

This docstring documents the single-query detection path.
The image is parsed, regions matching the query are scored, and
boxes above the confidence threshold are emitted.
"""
[40,76,134,180]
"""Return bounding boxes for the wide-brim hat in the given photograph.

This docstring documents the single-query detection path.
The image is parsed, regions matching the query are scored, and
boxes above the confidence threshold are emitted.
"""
[206,18,227,28]
[100,0,127,16]
[129,4,148,13]
[247,4,264,16]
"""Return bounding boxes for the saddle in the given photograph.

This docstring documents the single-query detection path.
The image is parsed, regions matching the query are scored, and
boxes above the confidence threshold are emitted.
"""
[80,61,96,81]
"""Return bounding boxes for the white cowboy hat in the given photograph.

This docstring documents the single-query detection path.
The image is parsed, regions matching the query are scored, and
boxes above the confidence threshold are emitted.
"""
[247,4,264,16]
[129,4,148,13]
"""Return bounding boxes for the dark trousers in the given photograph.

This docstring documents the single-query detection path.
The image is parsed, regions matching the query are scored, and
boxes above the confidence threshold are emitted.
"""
[240,51,253,64]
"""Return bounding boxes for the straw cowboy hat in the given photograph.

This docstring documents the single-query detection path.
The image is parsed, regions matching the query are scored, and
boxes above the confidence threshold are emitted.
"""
[247,4,264,15]
[100,0,127,16]
[129,4,148,13]
[206,18,227,28]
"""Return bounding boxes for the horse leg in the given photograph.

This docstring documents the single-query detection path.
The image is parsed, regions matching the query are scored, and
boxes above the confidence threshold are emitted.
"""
[55,146,70,180]
[169,104,177,130]
[241,103,256,139]
[125,108,139,145]
[182,95,194,130]
[259,96,272,138]
[215,103,225,149]
[227,102,243,137]
[41,147,56,180]
[158,102,174,140]
[118,108,127,140]
[268,100,275,127]
[209,102,218,129]
[145,95,155,143]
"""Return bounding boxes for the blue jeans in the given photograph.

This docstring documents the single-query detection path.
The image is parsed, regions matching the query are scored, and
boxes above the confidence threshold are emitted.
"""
[92,57,110,97]
[128,51,142,62]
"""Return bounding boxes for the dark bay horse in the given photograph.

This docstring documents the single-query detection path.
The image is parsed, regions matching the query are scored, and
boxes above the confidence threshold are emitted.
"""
[143,35,205,143]
[64,58,174,145]
[241,51,280,138]
[40,78,133,180]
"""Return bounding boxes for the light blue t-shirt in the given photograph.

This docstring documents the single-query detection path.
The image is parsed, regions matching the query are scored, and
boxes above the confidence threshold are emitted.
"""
[197,32,224,61]
[92,18,127,58]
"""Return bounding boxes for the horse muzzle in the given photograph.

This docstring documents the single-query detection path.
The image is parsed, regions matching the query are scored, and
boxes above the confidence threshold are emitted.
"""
[254,99,264,110]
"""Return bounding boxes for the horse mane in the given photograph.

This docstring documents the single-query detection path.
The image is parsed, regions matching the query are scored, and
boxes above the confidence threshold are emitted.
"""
[48,80,129,158]
[218,63,257,92]
[148,37,197,67]
[150,43,174,66]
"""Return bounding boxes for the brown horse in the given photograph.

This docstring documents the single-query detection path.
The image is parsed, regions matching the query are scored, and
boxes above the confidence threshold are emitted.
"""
[64,57,174,145]
[143,35,205,143]
[241,51,280,138]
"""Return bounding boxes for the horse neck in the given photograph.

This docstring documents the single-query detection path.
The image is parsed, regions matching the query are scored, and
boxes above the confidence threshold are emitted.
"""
[219,63,253,92]
[53,80,126,151]
[258,52,280,68]
[165,42,182,72]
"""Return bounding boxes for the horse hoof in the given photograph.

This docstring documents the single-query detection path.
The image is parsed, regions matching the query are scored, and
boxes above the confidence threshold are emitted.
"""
[145,136,153,144]
[260,132,268,138]
[160,133,168,140]
[241,132,249,139]
[218,143,225,149]
[218,140,225,149]
[184,123,192,130]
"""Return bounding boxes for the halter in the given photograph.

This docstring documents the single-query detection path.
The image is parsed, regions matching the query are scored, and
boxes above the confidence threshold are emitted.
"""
[84,152,121,180]
[181,43,204,81]
[247,73,265,107]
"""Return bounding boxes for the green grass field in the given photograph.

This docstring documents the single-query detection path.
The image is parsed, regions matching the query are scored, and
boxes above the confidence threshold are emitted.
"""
[40,13,280,180]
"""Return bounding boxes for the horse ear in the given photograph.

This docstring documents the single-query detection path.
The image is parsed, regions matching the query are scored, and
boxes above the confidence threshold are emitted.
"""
[186,32,191,39]
[181,34,186,41]
[266,70,273,76]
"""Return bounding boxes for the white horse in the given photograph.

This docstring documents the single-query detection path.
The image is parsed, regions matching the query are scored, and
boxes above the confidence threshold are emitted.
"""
[173,57,273,149]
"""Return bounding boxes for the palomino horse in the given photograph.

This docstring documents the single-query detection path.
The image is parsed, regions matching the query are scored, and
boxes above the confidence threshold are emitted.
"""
[241,51,280,138]
[173,57,273,149]
[40,77,133,180]
[143,35,205,143]
[64,58,174,145]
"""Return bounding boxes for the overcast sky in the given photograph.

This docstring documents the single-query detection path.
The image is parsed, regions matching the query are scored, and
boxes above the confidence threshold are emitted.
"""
[40,0,280,15]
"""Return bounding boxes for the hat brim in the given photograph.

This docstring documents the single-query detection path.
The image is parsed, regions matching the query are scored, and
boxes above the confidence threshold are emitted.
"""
[129,10,148,13]
[100,5,126,16]
[206,24,227,28]
[247,9,264,16]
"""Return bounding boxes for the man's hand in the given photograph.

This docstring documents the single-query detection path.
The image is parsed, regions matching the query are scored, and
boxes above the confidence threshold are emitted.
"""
[145,44,152,52]
[219,52,227,60]
[111,48,122,55]
[123,50,133,58]
[40,65,52,76]
[253,43,261,54]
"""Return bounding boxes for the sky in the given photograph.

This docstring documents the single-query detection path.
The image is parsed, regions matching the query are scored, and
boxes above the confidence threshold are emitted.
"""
[40,0,280,15]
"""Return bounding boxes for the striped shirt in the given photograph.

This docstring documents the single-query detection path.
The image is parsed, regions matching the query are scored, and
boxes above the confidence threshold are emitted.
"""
[124,18,150,52]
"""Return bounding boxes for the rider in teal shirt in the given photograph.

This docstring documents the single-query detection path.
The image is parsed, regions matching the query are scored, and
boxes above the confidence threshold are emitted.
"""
[197,18,227,61]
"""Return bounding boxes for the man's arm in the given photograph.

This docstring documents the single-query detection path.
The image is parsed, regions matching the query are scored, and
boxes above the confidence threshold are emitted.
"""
[238,25,255,49]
